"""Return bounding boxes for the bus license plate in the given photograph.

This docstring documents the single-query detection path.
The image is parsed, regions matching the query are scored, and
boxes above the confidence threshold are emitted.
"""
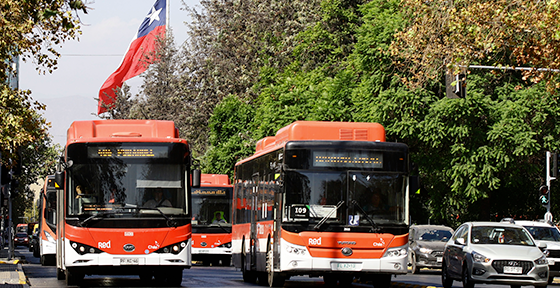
[503,266,522,274]
[334,263,358,271]
[120,258,139,265]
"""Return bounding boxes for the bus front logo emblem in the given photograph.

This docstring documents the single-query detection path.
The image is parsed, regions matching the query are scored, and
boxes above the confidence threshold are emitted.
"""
[123,244,135,252]
[309,237,321,245]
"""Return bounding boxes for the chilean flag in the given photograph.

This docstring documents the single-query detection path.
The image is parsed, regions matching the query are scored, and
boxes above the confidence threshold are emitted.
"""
[98,0,166,114]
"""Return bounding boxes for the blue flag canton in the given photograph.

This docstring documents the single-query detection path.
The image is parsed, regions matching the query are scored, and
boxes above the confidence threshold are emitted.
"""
[137,0,166,38]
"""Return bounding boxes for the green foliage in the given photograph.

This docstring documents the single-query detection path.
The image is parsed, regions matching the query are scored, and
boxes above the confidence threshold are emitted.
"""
[190,0,560,225]
[203,96,255,177]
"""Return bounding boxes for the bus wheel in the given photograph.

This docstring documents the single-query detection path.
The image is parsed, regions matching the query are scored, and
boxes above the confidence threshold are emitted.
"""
[267,244,285,287]
[166,269,183,287]
[65,268,83,286]
[242,242,257,283]
[56,268,65,280]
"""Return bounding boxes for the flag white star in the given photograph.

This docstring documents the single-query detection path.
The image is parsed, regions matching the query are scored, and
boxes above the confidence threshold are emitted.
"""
[146,6,162,26]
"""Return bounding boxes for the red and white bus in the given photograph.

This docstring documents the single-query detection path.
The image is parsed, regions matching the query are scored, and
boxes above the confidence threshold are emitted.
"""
[54,120,200,286]
[38,175,57,265]
[191,174,233,266]
[232,121,411,287]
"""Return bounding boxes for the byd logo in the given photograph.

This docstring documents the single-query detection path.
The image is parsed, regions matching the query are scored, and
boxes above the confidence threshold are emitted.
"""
[308,237,322,245]
[98,240,111,249]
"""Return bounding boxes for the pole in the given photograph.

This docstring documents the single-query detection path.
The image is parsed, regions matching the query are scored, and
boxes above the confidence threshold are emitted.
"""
[166,0,170,38]
[546,151,554,222]
[8,181,13,260]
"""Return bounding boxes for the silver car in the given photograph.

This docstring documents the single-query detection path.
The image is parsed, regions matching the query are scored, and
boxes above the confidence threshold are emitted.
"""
[442,221,548,288]
[409,224,454,273]
[513,219,560,283]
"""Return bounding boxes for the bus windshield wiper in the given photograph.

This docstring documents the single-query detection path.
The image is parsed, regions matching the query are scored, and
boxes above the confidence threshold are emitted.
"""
[352,200,380,233]
[134,207,177,227]
[210,222,230,233]
[79,211,118,227]
[314,200,344,231]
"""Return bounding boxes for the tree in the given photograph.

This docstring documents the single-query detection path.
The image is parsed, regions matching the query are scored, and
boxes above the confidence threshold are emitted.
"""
[0,0,87,165]
[390,0,560,89]
[181,0,321,154]
[97,84,137,120]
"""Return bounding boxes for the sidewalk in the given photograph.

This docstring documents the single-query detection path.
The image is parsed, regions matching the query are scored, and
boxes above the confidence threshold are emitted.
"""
[0,246,29,288]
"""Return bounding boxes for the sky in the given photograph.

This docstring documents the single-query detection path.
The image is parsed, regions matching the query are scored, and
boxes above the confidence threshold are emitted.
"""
[19,0,200,147]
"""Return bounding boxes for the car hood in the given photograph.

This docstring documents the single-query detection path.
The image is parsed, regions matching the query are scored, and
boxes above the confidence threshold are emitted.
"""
[415,240,447,251]
[471,245,544,261]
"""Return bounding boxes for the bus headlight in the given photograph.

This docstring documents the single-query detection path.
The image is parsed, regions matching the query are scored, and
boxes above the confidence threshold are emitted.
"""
[218,242,232,248]
[285,243,308,256]
[155,241,188,255]
[383,246,407,258]
[70,241,103,255]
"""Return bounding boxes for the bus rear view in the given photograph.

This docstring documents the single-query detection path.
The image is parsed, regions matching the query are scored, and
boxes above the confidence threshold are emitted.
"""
[55,120,200,286]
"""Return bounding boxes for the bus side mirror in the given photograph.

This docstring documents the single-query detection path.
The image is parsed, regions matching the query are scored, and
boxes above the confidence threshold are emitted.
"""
[54,171,64,189]
[192,169,201,188]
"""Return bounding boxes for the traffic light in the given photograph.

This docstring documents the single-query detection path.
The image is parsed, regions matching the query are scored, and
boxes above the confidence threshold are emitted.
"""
[539,185,550,206]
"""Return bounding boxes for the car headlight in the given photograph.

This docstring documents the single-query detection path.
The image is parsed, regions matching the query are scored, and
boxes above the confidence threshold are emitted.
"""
[472,251,490,263]
[419,247,432,254]
[384,246,408,258]
[535,255,548,265]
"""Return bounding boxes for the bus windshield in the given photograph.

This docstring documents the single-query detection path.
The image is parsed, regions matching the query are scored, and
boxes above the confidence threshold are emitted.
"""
[66,143,188,218]
[192,187,233,226]
[284,171,406,226]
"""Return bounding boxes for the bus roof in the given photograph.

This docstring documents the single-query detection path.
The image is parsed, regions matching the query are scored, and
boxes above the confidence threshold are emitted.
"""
[201,174,231,187]
[238,121,386,166]
[66,120,183,145]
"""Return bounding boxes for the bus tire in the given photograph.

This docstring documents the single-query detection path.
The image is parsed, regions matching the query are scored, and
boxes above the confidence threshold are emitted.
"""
[56,268,65,280]
[242,241,257,283]
[267,243,285,287]
[65,268,83,286]
[166,269,183,287]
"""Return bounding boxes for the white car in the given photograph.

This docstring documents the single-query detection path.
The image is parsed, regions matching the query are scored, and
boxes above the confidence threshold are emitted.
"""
[507,219,560,284]
[442,221,549,288]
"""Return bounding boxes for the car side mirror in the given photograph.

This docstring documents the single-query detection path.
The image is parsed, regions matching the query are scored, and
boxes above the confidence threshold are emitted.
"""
[538,242,547,249]
[455,238,466,245]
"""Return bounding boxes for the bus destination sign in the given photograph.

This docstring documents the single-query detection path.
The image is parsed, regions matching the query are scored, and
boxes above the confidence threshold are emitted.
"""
[193,189,227,196]
[88,146,168,158]
[313,151,383,168]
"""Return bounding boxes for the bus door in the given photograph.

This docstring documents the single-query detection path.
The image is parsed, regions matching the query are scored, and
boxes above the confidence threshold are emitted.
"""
[250,173,259,270]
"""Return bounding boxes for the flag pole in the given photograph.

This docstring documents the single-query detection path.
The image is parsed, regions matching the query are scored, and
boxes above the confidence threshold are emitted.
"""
[166,0,170,38]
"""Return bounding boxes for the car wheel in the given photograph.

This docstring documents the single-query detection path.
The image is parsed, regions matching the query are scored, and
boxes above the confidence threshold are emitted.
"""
[411,254,419,274]
[462,264,475,288]
[442,261,453,288]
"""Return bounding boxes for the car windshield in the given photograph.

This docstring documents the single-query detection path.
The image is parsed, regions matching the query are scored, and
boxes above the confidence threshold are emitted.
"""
[524,226,560,241]
[417,229,453,241]
[471,226,534,246]
[16,233,26,237]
